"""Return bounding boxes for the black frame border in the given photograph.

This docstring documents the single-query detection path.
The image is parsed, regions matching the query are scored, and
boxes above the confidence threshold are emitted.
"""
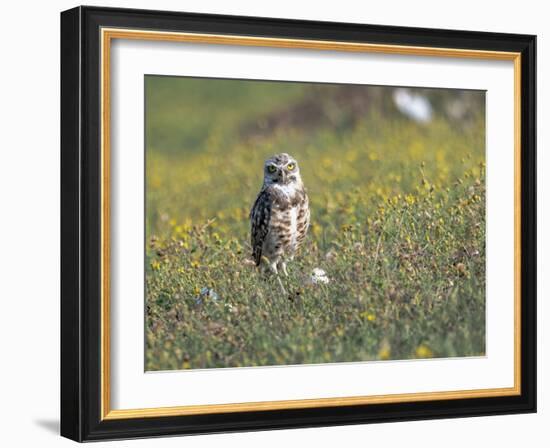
[61,5,536,442]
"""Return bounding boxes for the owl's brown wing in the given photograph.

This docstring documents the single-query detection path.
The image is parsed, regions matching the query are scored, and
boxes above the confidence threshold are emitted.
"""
[250,189,272,266]
[296,191,310,247]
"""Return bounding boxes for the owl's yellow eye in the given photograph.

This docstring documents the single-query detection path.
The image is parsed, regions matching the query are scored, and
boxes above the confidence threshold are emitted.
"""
[267,165,277,173]
[287,163,295,171]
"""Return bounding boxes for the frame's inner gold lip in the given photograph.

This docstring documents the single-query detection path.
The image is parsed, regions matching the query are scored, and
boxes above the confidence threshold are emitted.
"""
[100,27,522,420]
[102,27,520,60]
[104,386,519,420]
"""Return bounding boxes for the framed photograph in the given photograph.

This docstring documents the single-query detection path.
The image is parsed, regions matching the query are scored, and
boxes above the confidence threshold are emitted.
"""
[60,6,536,442]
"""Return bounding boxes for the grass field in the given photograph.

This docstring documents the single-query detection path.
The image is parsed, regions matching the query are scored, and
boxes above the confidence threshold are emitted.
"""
[145,76,486,371]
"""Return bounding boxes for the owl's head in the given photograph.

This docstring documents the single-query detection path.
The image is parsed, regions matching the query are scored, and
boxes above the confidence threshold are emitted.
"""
[263,153,302,187]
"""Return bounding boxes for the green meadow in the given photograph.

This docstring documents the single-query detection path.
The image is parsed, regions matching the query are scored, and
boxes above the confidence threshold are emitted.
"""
[145,76,486,370]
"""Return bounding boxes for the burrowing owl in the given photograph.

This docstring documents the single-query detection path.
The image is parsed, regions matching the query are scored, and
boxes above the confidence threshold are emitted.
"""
[250,153,310,276]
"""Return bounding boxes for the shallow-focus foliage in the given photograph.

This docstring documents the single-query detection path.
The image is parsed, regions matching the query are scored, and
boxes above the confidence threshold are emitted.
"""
[145,77,486,370]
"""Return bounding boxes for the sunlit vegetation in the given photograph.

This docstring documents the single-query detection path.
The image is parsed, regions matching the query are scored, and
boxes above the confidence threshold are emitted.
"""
[145,76,486,370]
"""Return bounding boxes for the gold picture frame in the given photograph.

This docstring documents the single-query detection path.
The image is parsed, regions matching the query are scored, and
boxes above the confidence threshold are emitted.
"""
[100,27,522,420]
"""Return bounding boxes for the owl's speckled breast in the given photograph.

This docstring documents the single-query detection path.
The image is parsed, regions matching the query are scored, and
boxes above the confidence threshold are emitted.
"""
[270,203,299,253]
[266,184,309,258]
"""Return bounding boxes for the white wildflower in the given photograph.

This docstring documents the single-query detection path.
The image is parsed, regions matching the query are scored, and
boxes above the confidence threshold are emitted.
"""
[194,287,219,305]
[308,268,330,285]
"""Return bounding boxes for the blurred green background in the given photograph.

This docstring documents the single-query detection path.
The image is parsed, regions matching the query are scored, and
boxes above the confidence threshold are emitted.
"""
[145,76,484,240]
[145,75,486,370]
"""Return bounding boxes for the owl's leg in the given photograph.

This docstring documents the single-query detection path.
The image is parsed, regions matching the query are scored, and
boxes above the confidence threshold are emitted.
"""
[278,260,289,277]
[269,260,287,295]
[276,276,286,295]
[279,252,295,277]
[268,260,278,275]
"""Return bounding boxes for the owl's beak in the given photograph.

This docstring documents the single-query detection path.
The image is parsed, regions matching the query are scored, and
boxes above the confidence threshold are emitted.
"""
[279,170,287,184]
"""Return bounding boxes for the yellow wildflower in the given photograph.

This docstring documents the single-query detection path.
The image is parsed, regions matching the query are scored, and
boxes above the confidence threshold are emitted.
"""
[360,311,376,322]
[415,344,434,358]
[378,341,391,360]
